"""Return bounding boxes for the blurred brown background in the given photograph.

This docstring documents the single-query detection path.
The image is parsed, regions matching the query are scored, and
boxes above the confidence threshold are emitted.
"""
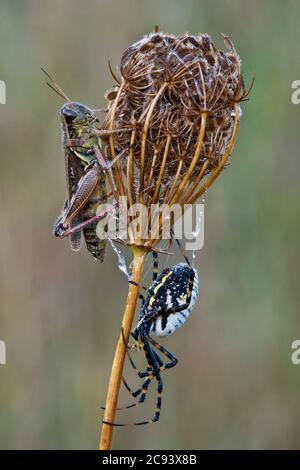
[0,0,300,449]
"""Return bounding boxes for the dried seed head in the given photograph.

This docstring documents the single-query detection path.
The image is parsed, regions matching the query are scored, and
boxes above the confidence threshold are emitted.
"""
[102,30,249,246]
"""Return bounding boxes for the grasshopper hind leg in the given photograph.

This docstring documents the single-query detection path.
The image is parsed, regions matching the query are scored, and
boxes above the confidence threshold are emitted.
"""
[70,215,82,251]
[53,199,83,251]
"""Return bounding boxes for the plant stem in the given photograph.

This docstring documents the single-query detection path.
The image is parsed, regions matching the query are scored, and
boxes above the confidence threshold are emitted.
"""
[99,245,147,450]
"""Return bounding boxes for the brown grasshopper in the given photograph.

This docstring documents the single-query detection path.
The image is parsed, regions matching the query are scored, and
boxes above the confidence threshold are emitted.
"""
[43,69,129,261]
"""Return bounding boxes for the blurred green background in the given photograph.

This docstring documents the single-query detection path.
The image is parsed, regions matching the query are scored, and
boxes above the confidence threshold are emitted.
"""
[0,0,300,450]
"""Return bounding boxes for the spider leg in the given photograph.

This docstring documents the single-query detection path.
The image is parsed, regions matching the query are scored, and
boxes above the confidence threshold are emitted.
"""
[107,340,174,413]
[126,345,164,377]
[102,379,163,426]
[152,251,158,281]
[146,334,178,370]
[121,374,154,399]
[131,349,163,407]
[121,346,163,402]
[100,328,154,412]
[118,318,178,411]
[121,327,151,378]
[128,250,159,302]
[123,357,151,379]
[120,332,176,408]
[103,332,164,426]
[101,374,155,411]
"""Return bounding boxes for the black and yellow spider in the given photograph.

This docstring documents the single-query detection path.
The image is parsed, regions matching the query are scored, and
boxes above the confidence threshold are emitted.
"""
[103,245,199,426]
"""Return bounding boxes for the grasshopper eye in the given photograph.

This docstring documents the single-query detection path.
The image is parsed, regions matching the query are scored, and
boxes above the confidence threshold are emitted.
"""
[62,107,77,122]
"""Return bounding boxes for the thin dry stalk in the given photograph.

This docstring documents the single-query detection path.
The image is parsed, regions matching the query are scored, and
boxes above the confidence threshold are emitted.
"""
[100,246,147,450]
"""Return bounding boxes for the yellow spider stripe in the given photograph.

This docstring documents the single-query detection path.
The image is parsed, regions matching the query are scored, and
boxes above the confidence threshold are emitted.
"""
[149,271,172,306]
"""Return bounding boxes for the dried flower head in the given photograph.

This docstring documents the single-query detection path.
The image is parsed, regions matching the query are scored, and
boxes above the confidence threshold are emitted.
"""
[101,29,250,247]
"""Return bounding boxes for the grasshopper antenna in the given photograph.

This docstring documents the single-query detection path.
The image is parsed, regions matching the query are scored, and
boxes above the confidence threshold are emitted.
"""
[41,67,72,102]
[108,60,121,85]
[92,108,109,114]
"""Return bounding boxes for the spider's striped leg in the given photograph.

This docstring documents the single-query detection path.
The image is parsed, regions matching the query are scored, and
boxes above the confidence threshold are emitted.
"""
[103,374,155,412]
[134,349,164,407]
[121,348,164,407]
[103,334,164,426]
[121,328,151,379]
[100,348,155,412]
[103,377,163,426]
[152,251,158,281]
[169,228,193,266]
[100,373,153,412]
[102,346,161,412]
[128,251,158,303]
[146,335,178,370]
[127,333,163,426]
[124,346,164,381]
[128,251,158,294]
[120,327,154,402]
[105,327,153,411]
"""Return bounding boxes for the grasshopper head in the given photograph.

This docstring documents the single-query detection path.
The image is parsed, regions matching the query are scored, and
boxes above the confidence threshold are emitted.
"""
[61,102,98,128]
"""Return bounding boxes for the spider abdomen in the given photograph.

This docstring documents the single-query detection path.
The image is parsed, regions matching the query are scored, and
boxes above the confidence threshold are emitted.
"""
[142,264,199,337]
[151,272,198,337]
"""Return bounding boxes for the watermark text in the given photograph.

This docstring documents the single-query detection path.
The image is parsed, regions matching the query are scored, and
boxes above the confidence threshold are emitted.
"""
[291,339,300,365]
[0,80,6,104]
[291,80,300,104]
[0,340,6,365]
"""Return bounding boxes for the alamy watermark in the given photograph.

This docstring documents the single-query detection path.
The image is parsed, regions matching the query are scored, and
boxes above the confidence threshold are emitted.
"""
[94,198,205,251]
[291,340,300,365]
[291,80,300,104]
[0,340,6,365]
[0,80,6,104]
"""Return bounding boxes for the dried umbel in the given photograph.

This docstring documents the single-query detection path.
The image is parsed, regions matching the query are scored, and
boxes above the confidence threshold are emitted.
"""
[101,30,248,247]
